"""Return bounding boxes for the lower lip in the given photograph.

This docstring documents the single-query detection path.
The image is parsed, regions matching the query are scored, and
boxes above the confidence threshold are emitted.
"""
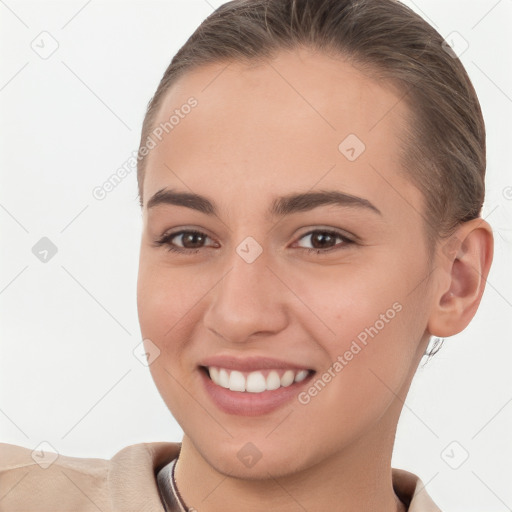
[200,368,314,416]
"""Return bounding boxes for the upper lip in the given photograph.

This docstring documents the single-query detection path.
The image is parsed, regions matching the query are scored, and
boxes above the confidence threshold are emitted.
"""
[198,355,313,372]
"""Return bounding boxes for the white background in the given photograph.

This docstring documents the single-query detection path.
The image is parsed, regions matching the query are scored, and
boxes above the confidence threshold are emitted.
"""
[1,1,511,510]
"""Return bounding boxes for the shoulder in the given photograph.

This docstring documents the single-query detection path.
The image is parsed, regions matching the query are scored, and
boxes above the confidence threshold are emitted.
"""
[392,467,442,512]
[0,442,110,512]
[0,441,180,512]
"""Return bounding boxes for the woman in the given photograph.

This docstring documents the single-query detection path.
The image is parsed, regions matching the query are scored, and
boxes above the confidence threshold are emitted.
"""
[0,0,494,510]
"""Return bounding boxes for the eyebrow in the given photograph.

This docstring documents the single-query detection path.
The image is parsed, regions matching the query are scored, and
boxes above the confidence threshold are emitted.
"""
[146,188,382,217]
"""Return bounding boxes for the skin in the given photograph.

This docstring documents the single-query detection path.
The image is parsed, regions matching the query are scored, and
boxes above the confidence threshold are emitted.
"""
[136,48,493,511]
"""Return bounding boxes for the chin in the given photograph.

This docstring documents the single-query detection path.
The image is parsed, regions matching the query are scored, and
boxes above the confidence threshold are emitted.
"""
[189,432,320,481]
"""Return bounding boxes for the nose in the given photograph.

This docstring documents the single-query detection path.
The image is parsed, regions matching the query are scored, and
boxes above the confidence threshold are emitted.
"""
[202,242,289,344]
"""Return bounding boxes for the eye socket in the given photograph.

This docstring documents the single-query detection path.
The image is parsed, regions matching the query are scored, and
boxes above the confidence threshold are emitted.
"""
[153,228,355,255]
[293,229,355,253]
[154,229,218,254]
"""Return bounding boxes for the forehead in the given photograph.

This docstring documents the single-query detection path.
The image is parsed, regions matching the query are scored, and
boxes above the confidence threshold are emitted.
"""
[144,48,422,222]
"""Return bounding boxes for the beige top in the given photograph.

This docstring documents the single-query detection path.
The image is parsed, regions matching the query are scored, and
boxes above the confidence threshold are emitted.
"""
[0,441,441,511]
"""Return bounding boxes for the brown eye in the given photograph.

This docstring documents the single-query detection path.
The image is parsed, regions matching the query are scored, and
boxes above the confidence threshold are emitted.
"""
[295,229,354,253]
[174,231,207,249]
[154,230,218,254]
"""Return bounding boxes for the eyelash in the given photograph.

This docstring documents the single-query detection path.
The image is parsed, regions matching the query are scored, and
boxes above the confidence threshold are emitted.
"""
[154,229,355,255]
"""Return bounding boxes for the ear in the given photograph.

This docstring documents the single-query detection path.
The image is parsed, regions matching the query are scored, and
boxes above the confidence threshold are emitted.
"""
[427,218,494,338]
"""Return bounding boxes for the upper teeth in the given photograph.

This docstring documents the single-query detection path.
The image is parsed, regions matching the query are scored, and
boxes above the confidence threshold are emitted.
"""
[208,367,310,393]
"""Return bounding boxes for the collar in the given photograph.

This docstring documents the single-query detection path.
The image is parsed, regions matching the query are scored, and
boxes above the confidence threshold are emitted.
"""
[0,440,441,511]
[125,442,441,512]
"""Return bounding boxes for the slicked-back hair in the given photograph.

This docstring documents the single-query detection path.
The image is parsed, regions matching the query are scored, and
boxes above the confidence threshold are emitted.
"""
[138,0,486,263]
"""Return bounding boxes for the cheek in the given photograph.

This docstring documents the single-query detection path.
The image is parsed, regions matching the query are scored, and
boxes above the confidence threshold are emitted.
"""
[137,262,205,426]
[292,262,407,348]
[137,262,205,348]
[137,261,213,415]
[291,301,418,458]
[294,263,421,405]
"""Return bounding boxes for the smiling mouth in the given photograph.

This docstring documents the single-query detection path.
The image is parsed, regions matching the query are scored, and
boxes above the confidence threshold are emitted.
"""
[200,366,315,393]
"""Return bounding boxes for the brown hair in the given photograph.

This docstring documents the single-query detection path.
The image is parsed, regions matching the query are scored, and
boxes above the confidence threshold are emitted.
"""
[137,0,486,263]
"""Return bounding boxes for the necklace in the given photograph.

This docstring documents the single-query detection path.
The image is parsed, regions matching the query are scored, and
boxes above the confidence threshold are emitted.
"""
[170,458,191,512]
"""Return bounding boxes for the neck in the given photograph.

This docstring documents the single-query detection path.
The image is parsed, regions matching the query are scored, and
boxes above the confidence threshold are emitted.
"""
[174,409,407,512]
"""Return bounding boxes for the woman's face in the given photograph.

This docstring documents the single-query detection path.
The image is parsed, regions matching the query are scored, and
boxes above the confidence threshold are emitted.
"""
[137,49,441,478]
